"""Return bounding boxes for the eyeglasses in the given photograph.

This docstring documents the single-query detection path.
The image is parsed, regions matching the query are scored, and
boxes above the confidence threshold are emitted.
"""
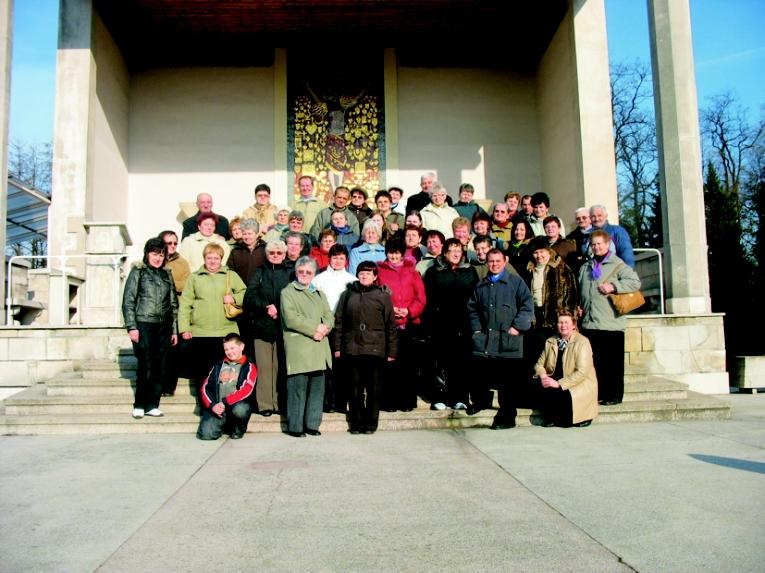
[267,251,284,256]
[296,269,315,275]
[164,241,177,245]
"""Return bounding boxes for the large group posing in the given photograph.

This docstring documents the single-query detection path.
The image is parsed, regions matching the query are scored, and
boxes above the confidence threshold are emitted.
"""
[122,172,641,439]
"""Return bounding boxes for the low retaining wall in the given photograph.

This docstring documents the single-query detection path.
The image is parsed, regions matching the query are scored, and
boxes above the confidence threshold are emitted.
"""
[625,314,729,394]
[0,327,129,386]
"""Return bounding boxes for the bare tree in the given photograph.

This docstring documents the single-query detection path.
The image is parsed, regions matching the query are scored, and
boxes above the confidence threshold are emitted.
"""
[610,60,660,247]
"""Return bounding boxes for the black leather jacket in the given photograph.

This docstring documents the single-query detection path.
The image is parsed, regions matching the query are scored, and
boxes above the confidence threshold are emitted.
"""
[122,263,178,331]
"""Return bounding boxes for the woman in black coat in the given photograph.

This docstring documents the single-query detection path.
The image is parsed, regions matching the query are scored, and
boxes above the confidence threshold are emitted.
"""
[243,239,294,416]
[333,261,397,434]
[422,238,479,410]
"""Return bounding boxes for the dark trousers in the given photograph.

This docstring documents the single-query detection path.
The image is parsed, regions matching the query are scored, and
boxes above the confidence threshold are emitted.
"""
[431,332,470,407]
[287,370,325,433]
[132,321,171,411]
[189,337,226,385]
[196,402,252,440]
[163,337,190,395]
[581,329,625,403]
[474,356,526,424]
[346,355,384,432]
[324,350,347,413]
[536,386,574,426]
[381,327,418,411]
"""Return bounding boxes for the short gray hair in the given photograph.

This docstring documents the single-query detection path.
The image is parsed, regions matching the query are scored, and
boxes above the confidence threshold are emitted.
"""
[285,231,305,247]
[295,256,317,273]
[265,239,286,253]
[574,207,589,217]
[361,219,382,241]
[590,204,608,216]
[240,218,259,233]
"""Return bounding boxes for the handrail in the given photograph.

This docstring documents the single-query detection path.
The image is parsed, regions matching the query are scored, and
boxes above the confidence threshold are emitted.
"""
[633,247,664,315]
[5,254,140,326]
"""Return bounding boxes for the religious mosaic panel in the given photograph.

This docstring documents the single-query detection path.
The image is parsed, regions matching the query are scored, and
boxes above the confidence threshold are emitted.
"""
[287,50,385,202]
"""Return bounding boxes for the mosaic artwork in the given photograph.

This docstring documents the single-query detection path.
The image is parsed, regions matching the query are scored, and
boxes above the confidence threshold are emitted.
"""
[287,51,386,202]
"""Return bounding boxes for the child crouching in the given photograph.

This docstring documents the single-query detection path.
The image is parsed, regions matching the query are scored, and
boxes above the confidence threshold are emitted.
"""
[197,333,257,440]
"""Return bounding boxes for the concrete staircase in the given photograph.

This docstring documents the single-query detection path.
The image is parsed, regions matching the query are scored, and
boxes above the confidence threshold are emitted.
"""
[0,352,731,435]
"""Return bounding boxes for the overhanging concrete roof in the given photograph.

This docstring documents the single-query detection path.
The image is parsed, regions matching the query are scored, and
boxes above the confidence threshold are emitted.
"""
[92,0,568,71]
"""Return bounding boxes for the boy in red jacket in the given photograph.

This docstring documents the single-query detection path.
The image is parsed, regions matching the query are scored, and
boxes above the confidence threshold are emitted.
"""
[197,333,257,440]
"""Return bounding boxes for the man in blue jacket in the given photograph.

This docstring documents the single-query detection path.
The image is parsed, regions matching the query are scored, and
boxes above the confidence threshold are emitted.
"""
[467,249,534,430]
[589,204,636,268]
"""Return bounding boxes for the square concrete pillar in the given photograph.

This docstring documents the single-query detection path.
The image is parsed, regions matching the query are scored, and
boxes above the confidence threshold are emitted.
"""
[81,222,132,325]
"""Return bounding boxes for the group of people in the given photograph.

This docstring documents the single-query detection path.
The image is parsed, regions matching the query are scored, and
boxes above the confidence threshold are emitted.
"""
[121,172,641,439]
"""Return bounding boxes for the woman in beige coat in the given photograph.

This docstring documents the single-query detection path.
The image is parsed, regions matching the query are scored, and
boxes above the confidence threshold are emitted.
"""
[533,311,598,427]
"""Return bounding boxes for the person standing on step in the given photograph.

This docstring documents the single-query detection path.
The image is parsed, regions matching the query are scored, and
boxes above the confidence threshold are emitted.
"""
[122,237,178,419]
[467,248,534,430]
[197,333,257,440]
[159,229,190,396]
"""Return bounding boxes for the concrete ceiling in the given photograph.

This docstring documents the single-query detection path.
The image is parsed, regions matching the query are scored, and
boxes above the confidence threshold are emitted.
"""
[94,0,568,70]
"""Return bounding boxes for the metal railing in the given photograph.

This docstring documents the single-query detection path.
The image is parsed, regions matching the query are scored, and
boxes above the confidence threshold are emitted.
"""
[633,247,665,315]
[5,254,140,326]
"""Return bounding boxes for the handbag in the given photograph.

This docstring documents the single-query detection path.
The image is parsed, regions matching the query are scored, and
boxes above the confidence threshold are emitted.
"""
[601,262,645,316]
[224,271,243,319]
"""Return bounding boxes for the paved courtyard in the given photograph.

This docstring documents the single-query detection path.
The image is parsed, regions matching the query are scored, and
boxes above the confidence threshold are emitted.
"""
[1,394,763,572]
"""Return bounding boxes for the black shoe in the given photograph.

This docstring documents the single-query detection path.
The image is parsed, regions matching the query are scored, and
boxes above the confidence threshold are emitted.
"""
[466,404,482,416]
[161,392,174,397]
[305,429,321,436]
[573,420,592,427]
[260,410,273,417]
[541,419,556,428]
[400,407,414,412]
[362,429,376,434]
[350,429,361,435]
[287,431,306,438]
[230,431,244,439]
[490,420,516,430]
[599,400,620,406]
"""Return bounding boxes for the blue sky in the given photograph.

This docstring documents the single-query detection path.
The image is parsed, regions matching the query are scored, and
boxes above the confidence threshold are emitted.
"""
[8,0,765,146]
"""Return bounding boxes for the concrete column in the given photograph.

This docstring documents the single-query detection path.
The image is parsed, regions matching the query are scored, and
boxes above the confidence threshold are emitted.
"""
[49,0,95,260]
[571,0,620,219]
[648,0,711,314]
[0,0,13,325]
[272,48,288,208]
[47,0,95,323]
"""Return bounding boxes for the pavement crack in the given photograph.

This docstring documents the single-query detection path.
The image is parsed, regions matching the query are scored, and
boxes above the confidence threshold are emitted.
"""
[454,430,640,573]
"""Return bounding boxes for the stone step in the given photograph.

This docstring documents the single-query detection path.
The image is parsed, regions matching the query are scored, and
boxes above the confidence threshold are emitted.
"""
[78,361,136,380]
[0,393,730,435]
[621,378,688,402]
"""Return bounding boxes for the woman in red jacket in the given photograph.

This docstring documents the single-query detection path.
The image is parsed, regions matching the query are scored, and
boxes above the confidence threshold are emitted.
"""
[377,239,427,411]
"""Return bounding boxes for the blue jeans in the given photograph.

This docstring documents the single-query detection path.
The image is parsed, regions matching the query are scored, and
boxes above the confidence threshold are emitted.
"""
[287,371,325,433]
[196,402,252,440]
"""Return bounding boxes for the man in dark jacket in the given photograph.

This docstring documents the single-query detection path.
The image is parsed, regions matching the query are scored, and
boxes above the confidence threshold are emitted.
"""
[181,193,230,240]
[467,248,534,429]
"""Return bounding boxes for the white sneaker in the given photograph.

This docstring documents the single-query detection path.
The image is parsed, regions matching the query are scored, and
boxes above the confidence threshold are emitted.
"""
[145,408,164,417]
[453,402,468,410]
[431,402,447,411]
[132,408,144,419]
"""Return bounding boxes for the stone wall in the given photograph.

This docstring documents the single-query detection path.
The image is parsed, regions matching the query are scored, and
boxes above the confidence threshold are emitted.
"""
[0,327,129,386]
[625,314,729,394]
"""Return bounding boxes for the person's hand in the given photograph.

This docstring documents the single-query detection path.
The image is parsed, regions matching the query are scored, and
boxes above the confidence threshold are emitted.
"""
[387,356,395,362]
[317,323,331,336]
[212,402,225,416]
[266,304,278,319]
[394,307,409,318]
[334,351,341,358]
[181,331,193,340]
[128,329,139,343]
[170,334,178,347]
[598,282,615,295]
[577,306,583,317]
[390,222,400,232]
[541,376,561,389]
[223,294,235,304]
[313,328,326,341]
[508,327,520,336]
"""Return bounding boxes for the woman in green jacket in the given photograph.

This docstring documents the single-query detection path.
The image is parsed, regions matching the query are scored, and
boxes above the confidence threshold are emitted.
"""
[280,256,334,437]
[179,243,246,383]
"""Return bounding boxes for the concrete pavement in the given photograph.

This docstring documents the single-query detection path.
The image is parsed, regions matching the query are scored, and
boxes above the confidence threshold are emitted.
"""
[1,394,763,572]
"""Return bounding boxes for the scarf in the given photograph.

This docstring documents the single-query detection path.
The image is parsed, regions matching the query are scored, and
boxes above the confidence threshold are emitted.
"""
[591,252,611,280]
